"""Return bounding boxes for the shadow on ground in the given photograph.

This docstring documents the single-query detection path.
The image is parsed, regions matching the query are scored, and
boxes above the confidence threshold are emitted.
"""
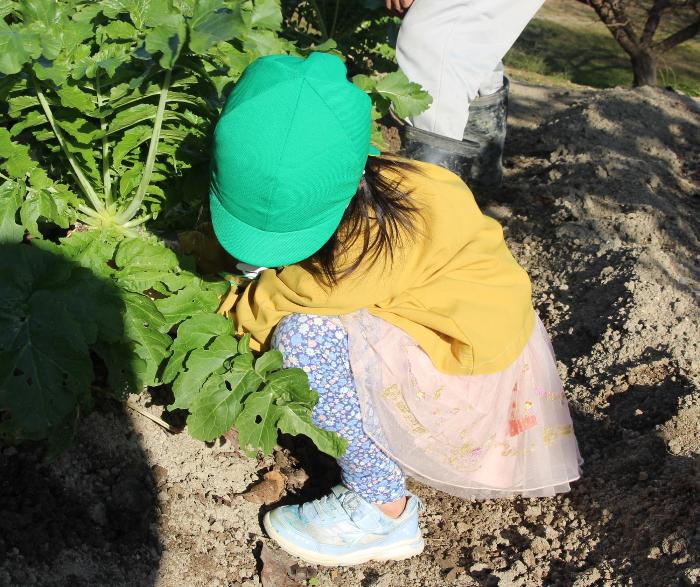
[0,245,162,587]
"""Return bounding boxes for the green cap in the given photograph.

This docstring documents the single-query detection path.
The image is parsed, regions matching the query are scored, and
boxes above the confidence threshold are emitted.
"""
[209,52,379,267]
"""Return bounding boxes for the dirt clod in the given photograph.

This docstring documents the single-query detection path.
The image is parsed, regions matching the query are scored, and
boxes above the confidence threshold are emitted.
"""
[243,470,287,505]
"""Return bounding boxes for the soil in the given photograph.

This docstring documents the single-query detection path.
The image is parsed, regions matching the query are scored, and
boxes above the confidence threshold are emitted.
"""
[1,81,698,587]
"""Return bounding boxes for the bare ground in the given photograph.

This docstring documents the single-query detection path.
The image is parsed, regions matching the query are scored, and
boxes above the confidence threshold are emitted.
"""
[1,81,698,587]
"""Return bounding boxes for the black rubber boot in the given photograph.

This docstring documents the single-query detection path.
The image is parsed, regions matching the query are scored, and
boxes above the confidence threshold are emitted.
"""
[400,78,509,187]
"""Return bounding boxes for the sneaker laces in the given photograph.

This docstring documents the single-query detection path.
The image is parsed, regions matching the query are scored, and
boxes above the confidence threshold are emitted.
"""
[304,489,361,522]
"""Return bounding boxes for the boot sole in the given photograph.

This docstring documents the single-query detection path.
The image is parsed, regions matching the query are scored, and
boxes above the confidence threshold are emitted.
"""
[262,512,425,566]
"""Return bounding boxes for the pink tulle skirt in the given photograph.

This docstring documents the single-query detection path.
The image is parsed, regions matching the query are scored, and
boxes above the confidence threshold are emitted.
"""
[341,310,582,499]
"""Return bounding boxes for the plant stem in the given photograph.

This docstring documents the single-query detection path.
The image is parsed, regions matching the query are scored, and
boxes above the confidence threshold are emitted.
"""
[32,78,105,213]
[122,214,150,228]
[115,68,172,224]
[126,399,181,433]
[78,204,103,219]
[308,0,329,40]
[96,74,112,206]
[330,0,340,40]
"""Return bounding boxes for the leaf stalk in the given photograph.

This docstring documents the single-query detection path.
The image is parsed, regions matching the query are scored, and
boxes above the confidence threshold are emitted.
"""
[32,77,105,214]
[115,68,172,224]
[96,74,113,206]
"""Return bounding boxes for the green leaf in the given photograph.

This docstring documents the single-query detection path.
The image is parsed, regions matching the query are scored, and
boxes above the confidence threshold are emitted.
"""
[28,167,52,189]
[94,340,148,397]
[112,125,151,170]
[0,296,91,440]
[254,349,282,378]
[92,43,131,77]
[235,368,346,457]
[265,368,316,403]
[145,14,187,68]
[277,402,347,458]
[189,0,246,54]
[7,94,40,117]
[56,84,95,111]
[0,22,41,74]
[352,74,376,92]
[101,0,150,29]
[50,266,124,345]
[114,236,180,273]
[212,43,253,79]
[238,332,251,354]
[109,102,158,134]
[119,162,144,199]
[373,70,433,119]
[154,281,223,326]
[250,0,282,31]
[0,128,38,178]
[49,183,80,227]
[186,352,263,441]
[171,334,238,409]
[162,313,233,384]
[0,1,17,19]
[54,229,120,278]
[0,180,24,243]
[117,268,193,296]
[10,109,47,136]
[0,246,93,440]
[101,20,138,40]
[20,0,59,27]
[234,386,277,455]
[56,117,101,144]
[243,29,292,57]
[33,58,71,85]
[20,189,59,237]
[122,291,171,386]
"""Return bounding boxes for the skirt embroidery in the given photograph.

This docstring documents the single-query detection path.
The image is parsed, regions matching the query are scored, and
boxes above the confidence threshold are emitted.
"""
[341,309,582,499]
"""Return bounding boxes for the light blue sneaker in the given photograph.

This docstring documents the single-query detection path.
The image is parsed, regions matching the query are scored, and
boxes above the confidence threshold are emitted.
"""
[262,485,424,566]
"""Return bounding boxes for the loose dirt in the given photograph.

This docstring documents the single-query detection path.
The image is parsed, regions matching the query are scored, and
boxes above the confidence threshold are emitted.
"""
[1,81,698,587]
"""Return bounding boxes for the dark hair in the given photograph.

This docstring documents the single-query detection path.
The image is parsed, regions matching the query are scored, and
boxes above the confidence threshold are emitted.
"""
[302,157,423,286]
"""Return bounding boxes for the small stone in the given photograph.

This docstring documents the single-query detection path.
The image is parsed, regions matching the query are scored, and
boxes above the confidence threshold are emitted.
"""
[524,505,542,520]
[638,471,649,481]
[682,566,700,586]
[210,521,224,533]
[471,545,489,562]
[89,503,108,526]
[521,549,536,568]
[531,536,550,556]
[573,568,602,587]
[151,464,169,487]
[3,446,18,457]
[243,470,287,505]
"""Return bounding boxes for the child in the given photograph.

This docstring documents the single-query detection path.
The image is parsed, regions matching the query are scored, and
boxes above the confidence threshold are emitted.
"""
[210,52,581,566]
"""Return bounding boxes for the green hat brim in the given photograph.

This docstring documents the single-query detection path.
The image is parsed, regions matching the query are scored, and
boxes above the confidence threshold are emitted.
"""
[210,193,347,267]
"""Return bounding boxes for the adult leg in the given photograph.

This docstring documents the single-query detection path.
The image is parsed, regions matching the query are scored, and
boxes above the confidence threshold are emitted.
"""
[396,0,544,139]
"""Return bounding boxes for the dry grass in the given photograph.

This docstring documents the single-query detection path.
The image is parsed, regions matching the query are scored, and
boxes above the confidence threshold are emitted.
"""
[505,0,700,95]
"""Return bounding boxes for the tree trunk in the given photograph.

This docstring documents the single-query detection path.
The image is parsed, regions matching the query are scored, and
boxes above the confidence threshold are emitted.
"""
[631,50,658,86]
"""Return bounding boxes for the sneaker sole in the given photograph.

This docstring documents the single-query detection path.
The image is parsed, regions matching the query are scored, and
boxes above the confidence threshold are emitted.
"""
[263,512,425,566]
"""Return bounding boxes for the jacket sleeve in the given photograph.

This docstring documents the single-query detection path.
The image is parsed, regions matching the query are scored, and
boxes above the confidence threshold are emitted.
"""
[231,258,402,350]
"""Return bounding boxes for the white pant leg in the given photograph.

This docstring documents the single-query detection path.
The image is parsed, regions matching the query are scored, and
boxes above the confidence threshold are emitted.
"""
[478,61,505,97]
[396,0,544,139]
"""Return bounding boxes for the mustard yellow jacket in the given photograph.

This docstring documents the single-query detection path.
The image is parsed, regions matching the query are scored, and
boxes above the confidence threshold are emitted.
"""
[220,160,535,375]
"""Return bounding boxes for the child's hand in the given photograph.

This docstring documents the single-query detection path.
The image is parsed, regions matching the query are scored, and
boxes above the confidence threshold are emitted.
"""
[385,0,414,15]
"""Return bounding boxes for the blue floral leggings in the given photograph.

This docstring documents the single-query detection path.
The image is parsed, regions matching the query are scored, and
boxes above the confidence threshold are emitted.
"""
[271,313,406,504]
